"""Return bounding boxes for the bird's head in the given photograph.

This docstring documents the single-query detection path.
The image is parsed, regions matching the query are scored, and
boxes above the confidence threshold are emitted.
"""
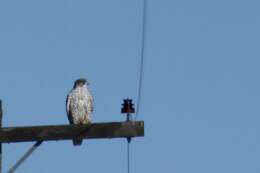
[73,78,89,88]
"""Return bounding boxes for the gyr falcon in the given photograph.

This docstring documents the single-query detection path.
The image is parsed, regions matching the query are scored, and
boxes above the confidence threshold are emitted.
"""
[66,78,94,146]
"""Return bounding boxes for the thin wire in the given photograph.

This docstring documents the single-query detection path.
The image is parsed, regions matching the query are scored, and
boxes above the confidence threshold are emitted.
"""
[126,0,147,172]
[135,0,147,120]
[126,114,131,173]
[8,141,43,173]
[127,140,130,173]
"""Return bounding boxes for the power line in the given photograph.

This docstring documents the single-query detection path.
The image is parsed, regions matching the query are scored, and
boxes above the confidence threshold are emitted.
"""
[127,139,131,173]
[126,1,148,173]
[136,0,147,120]
[7,141,43,173]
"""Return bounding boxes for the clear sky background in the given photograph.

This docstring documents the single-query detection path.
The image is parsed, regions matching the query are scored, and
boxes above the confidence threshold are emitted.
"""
[0,0,260,172]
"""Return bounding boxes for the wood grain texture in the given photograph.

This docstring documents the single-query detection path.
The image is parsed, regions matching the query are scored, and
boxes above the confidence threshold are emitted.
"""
[0,121,144,143]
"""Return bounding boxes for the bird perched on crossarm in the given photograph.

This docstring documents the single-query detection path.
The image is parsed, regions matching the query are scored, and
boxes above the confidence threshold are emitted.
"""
[66,78,94,146]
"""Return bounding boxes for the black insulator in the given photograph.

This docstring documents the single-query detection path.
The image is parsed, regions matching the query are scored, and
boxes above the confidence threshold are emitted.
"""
[121,99,135,114]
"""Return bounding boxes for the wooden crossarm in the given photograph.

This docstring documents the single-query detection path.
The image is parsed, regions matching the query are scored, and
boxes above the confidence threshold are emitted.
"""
[0,121,144,143]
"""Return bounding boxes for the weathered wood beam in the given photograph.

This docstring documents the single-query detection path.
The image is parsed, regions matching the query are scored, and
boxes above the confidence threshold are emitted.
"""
[0,121,144,143]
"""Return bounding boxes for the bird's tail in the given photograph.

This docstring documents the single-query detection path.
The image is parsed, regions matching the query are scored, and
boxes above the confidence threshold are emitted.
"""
[72,137,83,146]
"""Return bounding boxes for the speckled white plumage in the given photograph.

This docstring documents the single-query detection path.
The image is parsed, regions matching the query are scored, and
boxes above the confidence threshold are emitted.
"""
[66,84,93,125]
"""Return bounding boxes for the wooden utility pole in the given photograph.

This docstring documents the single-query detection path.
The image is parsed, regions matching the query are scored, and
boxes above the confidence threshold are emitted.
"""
[0,99,144,172]
[0,100,2,173]
[0,121,144,143]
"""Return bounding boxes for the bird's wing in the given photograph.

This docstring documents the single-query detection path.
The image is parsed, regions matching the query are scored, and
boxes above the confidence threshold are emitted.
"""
[88,94,94,112]
[66,94,74,124]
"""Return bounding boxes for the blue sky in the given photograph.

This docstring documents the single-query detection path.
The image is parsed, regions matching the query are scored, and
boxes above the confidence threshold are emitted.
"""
[1,0,260,172]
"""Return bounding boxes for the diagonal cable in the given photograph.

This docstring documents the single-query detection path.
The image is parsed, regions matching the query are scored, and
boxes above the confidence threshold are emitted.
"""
[8,141,43,173]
